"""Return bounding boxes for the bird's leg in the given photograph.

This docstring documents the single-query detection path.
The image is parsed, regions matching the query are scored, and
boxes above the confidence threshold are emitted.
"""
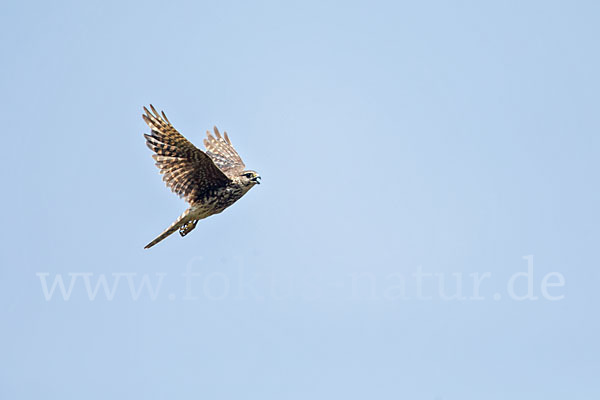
[179,220,198,237]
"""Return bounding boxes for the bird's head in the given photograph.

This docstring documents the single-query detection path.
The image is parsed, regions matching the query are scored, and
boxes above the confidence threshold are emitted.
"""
[239,170,261,187]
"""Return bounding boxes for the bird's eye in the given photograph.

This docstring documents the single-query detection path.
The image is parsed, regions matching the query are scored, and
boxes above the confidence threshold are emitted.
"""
[244,173,253,178]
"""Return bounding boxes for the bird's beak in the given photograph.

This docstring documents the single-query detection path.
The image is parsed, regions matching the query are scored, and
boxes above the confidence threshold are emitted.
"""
[252,176,261,184]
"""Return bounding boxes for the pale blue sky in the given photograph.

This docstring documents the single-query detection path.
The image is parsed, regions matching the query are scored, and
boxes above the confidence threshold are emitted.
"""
[1,1,599,399]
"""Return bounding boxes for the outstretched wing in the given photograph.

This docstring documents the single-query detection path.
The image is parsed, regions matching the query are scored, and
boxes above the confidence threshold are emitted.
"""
[143,105,231,204]
[203,127,246,178]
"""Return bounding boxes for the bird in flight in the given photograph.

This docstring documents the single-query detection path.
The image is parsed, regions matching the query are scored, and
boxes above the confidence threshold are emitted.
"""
[142,105,260,249]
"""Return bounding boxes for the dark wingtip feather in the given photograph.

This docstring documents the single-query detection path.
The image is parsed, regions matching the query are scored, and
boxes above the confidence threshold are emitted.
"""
[150,104,160,119]
[161,110,171,124]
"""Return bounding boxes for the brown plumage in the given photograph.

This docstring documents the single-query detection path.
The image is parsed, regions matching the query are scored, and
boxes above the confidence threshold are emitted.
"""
[142,105,260,249]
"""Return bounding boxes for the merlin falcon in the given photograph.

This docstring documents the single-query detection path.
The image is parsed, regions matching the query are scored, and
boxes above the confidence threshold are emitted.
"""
[142,105,260,249]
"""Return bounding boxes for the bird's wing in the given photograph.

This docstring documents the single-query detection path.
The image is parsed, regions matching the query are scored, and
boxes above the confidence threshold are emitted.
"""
[143,105,231,204]
[203,127,246,178]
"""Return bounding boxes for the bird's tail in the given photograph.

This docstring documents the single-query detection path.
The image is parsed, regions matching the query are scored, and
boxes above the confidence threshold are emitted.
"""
[144,209,192,249]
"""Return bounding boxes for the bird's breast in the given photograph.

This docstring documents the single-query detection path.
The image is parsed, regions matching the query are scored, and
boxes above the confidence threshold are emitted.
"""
[192,185,246,216]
